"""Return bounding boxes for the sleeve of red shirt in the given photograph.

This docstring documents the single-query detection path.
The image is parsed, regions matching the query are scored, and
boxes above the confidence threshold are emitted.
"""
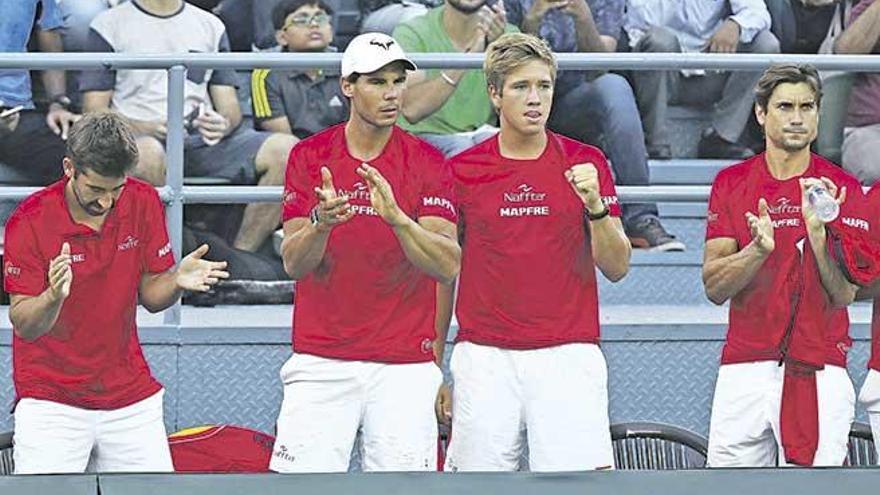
[416,150,457,223]
[583,147,622,217]
[706,172,735,240]
[597,163,622,217]
[3,212,48,297]
[838,176,868,221]
[282,144,318,222]
[141,188,176,274]
[870,185,880,242]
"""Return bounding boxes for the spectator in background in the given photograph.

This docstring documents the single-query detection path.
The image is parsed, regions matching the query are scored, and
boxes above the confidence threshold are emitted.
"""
[835,0,880,185]
[393,0,518,157]
[81,0,297,253]
[216,0,282,51]
[251,0,349,138]
[624,0,780,159]
[56,0,120,111]
[0,0,79,185]
[506,0,683,251]
[765,0,847,54]
[360,0,433,35]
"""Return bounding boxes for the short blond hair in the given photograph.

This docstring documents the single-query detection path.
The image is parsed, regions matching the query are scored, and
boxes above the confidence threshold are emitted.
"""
[484,33,557,94]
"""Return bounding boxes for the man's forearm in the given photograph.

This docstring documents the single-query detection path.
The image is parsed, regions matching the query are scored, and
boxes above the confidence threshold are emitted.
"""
[281,224,331,279]
[835,2,880,54]
[401,77,460,125]
[590,216,630,282]
[216,107,242,135]
[809,230,857,306]
[36,30,66,98]
[434,283,455,366]
[703,242,769,305]
[41,71,66,101]
[10,290,65,341]
[573,10,607,52]
[139,271,183,313]
[393,218,461,285]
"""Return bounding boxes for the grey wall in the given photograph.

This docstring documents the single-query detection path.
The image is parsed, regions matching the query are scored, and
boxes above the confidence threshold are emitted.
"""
[0,318,872,437]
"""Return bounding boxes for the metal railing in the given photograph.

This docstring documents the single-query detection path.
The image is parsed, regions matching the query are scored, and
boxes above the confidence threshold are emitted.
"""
[1,52,877,325]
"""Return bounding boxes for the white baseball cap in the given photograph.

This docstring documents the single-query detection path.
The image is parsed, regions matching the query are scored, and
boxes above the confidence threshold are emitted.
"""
[341,32,417,78]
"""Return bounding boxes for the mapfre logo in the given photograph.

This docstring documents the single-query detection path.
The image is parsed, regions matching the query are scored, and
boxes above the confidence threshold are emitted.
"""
[841,216,869,232]
[500,183,550,217]
[158,242,172,258]
[767,197,801,229]
[423,196,454,214]
[602,195,619,207]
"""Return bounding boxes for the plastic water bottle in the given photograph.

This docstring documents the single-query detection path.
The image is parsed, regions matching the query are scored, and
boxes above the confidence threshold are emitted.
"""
[808,185,839,223]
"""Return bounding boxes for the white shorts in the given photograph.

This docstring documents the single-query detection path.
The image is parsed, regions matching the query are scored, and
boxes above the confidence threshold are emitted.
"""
[857,368,880,460]
[13,389,173,474]
[444,342,613,472]
[270,353,443,473]
[707,361,854,467]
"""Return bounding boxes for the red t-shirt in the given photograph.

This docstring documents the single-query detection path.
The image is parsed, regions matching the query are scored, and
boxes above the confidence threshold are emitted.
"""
[868,185,880,372]
[706,153,867,367]
[169,424,274,472]
[4,178,173,409]
[450,132,621,349]
[282,124,457,363]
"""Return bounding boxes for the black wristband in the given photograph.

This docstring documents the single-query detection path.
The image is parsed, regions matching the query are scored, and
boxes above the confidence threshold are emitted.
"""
[585,205,610,221]
[309,205,320,227]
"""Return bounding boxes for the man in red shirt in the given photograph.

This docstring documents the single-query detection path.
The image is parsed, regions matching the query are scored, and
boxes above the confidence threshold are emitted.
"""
[702,64,868,466]
[272,32,460,472]
[4,112,229,474]
[443,33,631,472]
[857,184,880,459]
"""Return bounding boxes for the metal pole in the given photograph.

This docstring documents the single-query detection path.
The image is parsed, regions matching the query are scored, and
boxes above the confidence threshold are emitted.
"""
[4,52,880,72]
[163,65,186,326]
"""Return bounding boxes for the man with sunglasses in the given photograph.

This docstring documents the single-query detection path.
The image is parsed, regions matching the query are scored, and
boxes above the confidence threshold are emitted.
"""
[252,0,349,139]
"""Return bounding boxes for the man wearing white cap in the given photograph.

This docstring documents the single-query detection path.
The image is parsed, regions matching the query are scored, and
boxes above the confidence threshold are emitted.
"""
[270,32,461,473]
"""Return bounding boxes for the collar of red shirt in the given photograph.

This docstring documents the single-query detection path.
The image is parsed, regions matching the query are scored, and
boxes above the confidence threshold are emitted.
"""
[48,177,132,238]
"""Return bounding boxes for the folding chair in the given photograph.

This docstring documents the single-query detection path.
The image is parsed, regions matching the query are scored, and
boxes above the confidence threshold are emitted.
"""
[611,421,708,470]
[845,421,877,467]
[0,431,13,475]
